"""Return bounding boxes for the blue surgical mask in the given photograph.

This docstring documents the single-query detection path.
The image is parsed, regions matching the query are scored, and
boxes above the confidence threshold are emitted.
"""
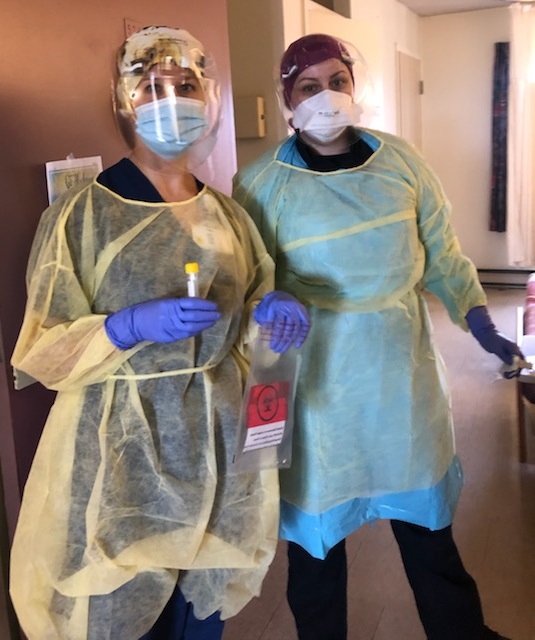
[134,96,208,160]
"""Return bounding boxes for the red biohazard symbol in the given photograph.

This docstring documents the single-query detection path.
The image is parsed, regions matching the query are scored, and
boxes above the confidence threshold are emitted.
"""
[257,385,279,422]
[246,382,289,428]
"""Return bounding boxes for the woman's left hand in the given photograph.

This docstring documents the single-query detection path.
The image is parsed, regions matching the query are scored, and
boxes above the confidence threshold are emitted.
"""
[466,305,525,377]
[254,291,311,353]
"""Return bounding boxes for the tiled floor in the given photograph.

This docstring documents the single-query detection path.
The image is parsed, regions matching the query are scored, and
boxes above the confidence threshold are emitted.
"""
[224,288,535,640]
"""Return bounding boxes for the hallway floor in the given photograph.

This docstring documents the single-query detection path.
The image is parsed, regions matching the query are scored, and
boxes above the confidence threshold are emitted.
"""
[223,288,535,640]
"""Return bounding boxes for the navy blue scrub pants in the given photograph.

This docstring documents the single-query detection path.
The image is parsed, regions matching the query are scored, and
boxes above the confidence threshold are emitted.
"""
[139,584,224,640]
[287,520,504,640]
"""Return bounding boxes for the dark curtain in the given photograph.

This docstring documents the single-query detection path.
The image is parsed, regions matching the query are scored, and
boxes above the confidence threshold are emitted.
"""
[490,41,510,232]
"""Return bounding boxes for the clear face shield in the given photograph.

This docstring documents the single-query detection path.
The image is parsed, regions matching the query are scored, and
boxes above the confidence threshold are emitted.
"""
[114,26,221,172]
[275,35,376,137]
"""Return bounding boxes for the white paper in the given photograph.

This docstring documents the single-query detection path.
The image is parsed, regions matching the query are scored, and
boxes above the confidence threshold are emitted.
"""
[45,155,102,204]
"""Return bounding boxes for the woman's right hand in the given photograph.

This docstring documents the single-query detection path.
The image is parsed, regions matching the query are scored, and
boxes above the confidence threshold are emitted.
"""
[105,298,221,350]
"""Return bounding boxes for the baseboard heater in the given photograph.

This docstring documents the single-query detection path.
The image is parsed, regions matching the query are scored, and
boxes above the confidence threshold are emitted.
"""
[477,268,533,289]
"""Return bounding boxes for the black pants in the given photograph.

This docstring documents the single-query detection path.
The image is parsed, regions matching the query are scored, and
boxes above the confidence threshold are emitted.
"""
[287,520,500,640]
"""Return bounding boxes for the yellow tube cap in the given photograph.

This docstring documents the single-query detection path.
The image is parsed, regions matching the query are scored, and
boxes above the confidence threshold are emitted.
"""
[185,262,199,274]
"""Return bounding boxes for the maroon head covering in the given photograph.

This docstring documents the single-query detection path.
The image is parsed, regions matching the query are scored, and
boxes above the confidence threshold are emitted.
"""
[280,33,354,107]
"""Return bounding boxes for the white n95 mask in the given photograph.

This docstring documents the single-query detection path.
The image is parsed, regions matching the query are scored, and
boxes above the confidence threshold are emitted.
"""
[135,96,208,160]
[291,90,360,144]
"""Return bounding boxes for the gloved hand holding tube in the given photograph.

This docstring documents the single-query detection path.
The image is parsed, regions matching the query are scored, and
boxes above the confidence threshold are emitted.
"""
[465,305,526,378]
[254,290,311,354]
[105,297,221,350]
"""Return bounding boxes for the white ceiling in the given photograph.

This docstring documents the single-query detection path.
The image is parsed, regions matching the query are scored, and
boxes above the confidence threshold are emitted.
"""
[398,0,511,16]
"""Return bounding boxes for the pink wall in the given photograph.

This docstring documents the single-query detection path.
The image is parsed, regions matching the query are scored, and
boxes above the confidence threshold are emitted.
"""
[0,0,237,541]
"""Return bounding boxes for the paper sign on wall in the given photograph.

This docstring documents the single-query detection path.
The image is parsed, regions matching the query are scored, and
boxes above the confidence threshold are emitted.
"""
[45,155,102,204]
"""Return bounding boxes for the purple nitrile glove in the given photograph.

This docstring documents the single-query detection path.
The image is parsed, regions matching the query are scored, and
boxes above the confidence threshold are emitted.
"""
[254,290,311,354]
[105,297,221,350]
[465,305,523,374]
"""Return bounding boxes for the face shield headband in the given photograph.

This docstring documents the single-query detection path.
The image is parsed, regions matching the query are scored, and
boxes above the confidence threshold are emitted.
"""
[116,26,207,113]
[280,34,355,108]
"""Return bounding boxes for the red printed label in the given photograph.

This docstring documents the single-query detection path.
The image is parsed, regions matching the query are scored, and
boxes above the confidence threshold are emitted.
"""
[243,382,289,452]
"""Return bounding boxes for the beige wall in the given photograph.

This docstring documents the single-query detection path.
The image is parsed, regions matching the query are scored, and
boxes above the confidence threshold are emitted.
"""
[227,0,287,167]
[350,0,421,134]
[421,8,511,269]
